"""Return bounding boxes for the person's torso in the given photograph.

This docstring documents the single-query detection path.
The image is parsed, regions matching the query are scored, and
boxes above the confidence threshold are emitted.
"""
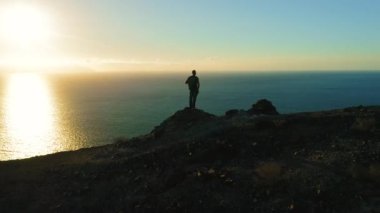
[187,76,199,90]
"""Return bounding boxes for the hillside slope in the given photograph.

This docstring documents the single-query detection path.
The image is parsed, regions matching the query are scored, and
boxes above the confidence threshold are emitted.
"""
[0,103,379,212]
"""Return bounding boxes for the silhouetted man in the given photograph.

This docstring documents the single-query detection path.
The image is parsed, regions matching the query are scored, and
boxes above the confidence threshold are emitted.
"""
[185,70,200,109]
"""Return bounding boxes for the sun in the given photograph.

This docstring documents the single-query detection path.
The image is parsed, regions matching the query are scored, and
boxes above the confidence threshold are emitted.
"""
[0,4,52,48]
[0,3,59,71]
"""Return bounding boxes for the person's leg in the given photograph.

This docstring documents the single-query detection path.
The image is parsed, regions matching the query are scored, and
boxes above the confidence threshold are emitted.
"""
[193,92,198,108]
[189,91,192,108]
[190,90,196,108]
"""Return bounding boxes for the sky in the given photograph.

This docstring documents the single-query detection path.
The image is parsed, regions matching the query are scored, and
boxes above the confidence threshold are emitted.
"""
[0,0,379,72]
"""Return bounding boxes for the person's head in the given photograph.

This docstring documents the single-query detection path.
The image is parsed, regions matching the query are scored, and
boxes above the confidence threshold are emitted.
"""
[192,70,196,76]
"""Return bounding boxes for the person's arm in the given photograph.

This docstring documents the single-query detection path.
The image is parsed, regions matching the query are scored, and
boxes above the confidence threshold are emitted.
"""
[185,77,189,84]
[196,78,200,90]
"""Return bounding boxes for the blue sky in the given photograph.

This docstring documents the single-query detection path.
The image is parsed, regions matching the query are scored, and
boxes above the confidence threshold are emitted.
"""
[0,0,379,72]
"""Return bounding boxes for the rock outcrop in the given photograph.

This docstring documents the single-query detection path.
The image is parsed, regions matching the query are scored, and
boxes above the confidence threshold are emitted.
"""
[248,99,279,115]
[151,108,217,139]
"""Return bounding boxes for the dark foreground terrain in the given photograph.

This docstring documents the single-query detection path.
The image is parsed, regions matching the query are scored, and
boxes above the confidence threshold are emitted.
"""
[0,100,379,212]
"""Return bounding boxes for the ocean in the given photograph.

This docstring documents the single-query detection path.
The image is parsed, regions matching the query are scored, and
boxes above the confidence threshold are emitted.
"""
[0,71,379,160]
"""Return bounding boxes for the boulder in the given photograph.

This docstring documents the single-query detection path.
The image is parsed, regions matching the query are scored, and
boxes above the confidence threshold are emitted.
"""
[248,99,279,115]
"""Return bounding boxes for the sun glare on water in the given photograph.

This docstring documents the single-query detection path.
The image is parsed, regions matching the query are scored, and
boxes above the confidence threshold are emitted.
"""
[0,73,86,160]
[2,74,59,159]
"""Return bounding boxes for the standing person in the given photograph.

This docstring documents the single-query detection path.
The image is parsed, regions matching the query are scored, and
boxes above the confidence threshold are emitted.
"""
[185,70,200,109]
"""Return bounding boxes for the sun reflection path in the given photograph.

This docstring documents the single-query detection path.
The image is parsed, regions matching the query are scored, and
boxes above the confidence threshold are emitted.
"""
[2,73,60,160]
